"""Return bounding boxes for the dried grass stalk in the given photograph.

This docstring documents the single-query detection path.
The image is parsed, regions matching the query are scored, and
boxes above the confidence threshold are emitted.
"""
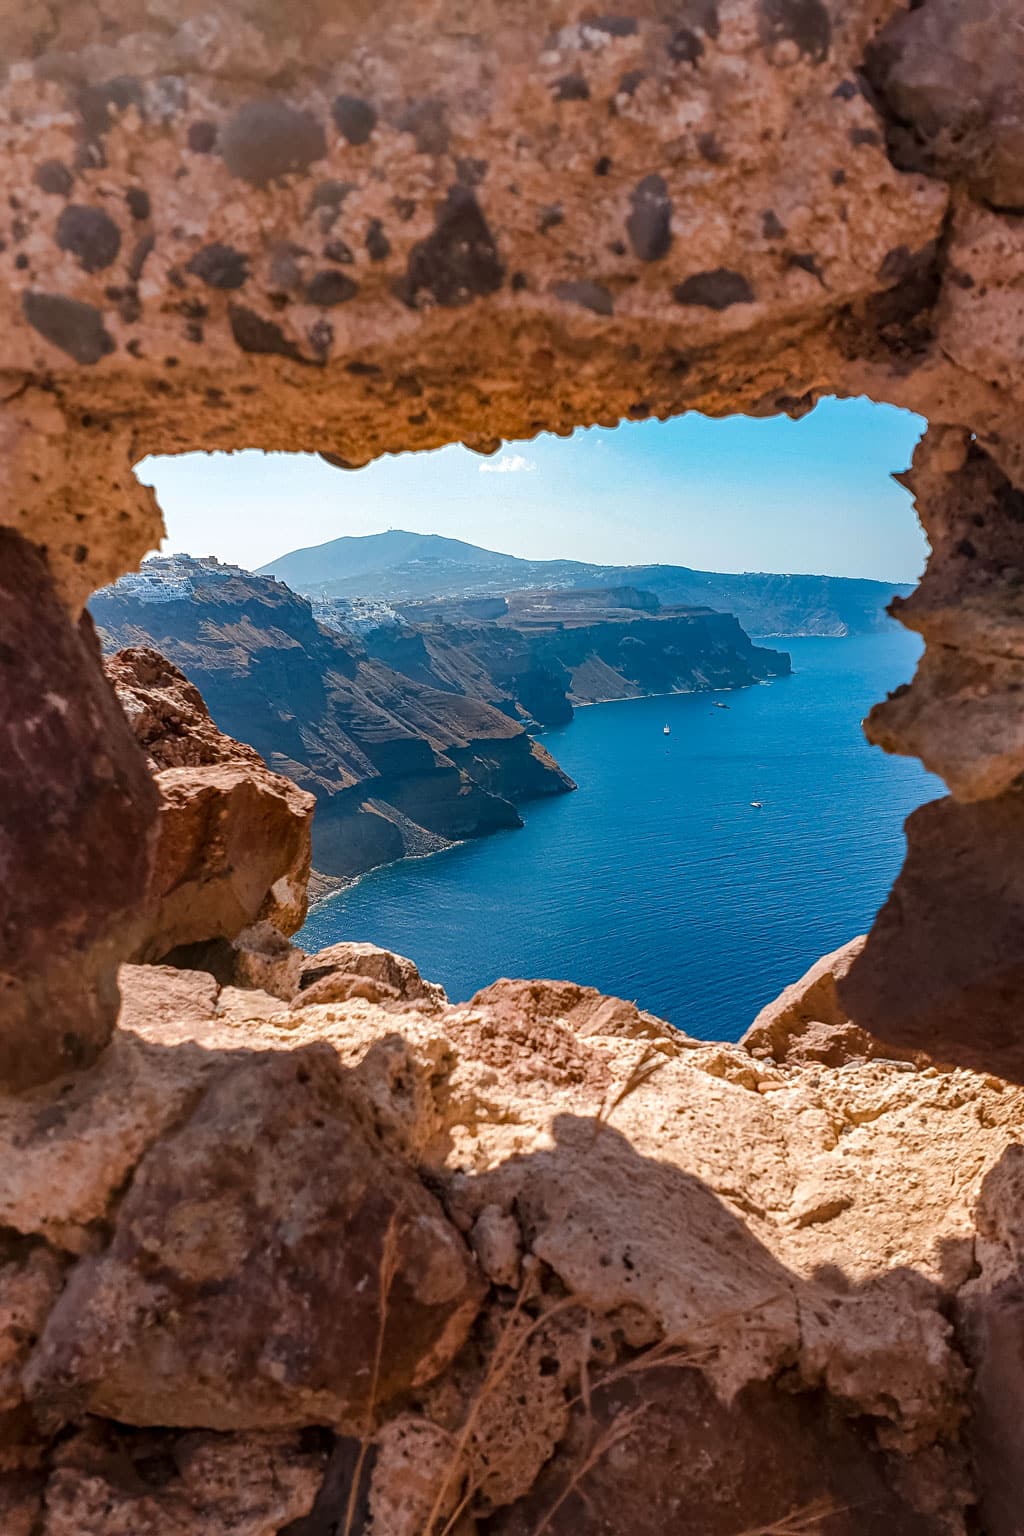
[342,1205,403,1536]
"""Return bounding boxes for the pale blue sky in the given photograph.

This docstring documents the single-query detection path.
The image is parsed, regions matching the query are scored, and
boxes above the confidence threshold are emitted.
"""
[139,396,928,582]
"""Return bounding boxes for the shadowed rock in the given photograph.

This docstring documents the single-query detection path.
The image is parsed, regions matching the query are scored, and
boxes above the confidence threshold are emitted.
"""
[0,532,157,1090]
[742,937,927,1067]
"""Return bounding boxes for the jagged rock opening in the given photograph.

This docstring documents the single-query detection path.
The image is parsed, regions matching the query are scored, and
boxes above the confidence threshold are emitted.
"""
[2,0,1024,1530]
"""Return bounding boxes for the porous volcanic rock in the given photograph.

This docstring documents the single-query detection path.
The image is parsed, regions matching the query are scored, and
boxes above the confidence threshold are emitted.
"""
[4,0,1024,1079]
[6,957,1017,1531]
[41,1421,328,1536]
[841,786,1024,1083]
[295,941,448,1010]
[742,935,926,1067]
[0,530,158,1091]
[25,1044,484,1433]
[106,647,314,956]
[5,0,1024,1527]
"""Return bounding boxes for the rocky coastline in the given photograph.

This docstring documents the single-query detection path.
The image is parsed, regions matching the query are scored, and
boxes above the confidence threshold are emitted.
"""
[92,559,787,886]
[91,559,575,884]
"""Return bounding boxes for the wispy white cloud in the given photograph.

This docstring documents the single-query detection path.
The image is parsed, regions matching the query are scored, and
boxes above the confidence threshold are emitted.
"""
[479,453,537,475]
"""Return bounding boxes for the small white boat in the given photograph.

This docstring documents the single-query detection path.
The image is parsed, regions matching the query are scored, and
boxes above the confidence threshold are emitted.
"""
[663,724,671,735]
[713,701,730,710]
[750,800,763,809]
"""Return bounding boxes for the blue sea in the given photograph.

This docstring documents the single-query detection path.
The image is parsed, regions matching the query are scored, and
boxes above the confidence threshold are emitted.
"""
[299,629,942,1041]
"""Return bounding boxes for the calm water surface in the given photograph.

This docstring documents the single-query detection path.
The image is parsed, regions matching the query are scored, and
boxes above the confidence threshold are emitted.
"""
[299,630,942,1040]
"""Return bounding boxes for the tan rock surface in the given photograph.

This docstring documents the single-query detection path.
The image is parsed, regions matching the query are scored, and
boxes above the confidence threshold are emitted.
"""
[296,940,448,1011]
[742,934,926,1067]
[0,960,1016,1528]
[108,649,315,956]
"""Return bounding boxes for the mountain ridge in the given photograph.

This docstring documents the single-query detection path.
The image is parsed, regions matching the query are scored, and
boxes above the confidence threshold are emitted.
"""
[257,530,914,637]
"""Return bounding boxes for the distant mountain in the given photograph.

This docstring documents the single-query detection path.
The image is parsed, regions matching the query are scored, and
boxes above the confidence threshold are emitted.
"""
[258,531,912,637]
[260,530,524,590]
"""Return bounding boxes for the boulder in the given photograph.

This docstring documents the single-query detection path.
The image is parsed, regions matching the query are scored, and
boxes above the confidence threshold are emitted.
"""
[295,942,447,1011]
[106,649,314,958]
[0,532,158,1090]
[469,977,680,1044]
[489,1369,964,1536]
[742,937,925,1067]
[41,1421,326,1536]
[25,1045,483,1432]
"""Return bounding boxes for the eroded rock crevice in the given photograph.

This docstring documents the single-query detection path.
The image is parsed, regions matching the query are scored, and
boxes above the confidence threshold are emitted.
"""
[2,0,1024,1529]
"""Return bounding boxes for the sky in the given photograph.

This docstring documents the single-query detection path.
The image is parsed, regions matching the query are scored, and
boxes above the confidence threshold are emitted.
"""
[138,395,928,582]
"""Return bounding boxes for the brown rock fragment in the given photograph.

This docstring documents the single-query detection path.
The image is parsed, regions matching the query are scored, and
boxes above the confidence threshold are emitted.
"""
[491,1370,953,1535]
[41,1421,326,1536]
[742,936,925,1066]
[867,0,1024,209]
[0,1236,66,1415]
[841,788,1024,1082]
[25,1046,483,1431]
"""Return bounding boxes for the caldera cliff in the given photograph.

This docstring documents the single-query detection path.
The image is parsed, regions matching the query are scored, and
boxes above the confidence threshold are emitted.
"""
[91,558,574,881]
[364,587,791,726]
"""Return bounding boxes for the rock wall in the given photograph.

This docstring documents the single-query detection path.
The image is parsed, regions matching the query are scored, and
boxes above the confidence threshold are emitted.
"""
[3,0,1024,1529]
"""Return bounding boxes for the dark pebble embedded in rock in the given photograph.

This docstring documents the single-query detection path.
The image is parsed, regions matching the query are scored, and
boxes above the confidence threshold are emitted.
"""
[332,95,377,146]
[589,14,639,35]
[56,205,121,272]
[187,243,251,290]
[758,0,831,62]
[22,291,115,364]
[310,179,355,211]
[365,219,390,261]
[323,238,354,265]
[398,186,505,308]
[34,160,73,197]
[220,100,327,187]
[626,174,672,261]
[305,270,359,306]
[552,279,614,315]
[554,74,590,101]
[228,303,306,361]
[125,187,150,221]
[187,120,218,153]
[673,267,754,309]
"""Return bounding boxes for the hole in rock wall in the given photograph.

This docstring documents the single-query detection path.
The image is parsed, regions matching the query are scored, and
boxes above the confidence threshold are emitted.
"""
[104,396,937,1040]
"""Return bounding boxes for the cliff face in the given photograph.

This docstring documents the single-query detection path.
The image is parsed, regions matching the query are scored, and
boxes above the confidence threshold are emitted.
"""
[364,599,791,727]
[90,561,573,880]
